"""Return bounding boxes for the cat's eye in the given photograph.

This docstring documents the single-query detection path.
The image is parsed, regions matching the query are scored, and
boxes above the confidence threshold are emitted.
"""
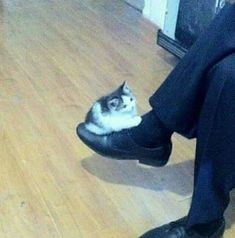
[130,97,133,101]
[123,105,127,108]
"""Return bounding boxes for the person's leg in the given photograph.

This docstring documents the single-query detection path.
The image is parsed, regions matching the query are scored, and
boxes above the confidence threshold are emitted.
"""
[186,53,235,229]
[148,3,235,139]
[139,51,235,238]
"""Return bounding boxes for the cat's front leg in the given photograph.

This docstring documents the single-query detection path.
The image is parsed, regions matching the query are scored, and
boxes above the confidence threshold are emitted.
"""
[131,116,142,127]
[110,116,142,132]
[119,116,141,129]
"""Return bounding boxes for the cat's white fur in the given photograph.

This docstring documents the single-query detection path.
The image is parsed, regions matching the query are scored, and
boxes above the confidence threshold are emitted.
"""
[85,96,142,135]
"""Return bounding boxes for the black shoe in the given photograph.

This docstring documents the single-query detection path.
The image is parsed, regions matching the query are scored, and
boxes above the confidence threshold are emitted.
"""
[76,123,172,167]
[139,217,225,238]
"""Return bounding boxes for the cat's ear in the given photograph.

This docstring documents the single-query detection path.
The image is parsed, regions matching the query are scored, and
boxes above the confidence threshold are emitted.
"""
[107,97,119,109]
[121,81,130,93]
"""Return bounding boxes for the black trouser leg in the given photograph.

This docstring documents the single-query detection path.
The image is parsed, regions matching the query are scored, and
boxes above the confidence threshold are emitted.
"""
[150,3,235,138]
[186,54,235,228]
[148,3,235,229]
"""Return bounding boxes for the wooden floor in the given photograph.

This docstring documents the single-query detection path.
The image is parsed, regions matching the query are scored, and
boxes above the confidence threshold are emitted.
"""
[0,0,234,237]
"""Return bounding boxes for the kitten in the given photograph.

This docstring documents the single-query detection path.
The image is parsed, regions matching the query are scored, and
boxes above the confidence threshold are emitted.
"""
[85,82,141,135]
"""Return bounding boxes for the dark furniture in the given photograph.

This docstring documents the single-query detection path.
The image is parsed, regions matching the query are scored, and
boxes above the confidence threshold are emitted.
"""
[157,0,226,58]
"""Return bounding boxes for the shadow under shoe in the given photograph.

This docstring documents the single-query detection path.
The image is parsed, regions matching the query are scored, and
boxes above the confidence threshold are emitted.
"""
[76,123,172,167]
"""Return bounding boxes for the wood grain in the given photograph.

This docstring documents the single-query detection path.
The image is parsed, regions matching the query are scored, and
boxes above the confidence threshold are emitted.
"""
[0,0,234,237]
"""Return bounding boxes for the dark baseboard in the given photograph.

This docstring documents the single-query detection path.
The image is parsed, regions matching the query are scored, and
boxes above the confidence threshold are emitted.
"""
[157,30,188,59]
[123,0,144,12]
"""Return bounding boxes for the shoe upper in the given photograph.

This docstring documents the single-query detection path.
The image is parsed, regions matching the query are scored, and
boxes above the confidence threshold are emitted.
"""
[76,123,172,166]
[139,217,225,238]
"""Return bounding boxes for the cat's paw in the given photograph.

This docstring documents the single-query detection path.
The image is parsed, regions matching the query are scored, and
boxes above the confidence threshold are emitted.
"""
[133,116,142,127]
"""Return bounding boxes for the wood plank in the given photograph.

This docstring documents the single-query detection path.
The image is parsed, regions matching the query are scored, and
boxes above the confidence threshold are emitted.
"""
[0,0,233,237]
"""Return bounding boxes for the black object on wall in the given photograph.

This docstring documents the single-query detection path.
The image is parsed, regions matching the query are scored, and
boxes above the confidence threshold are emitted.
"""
[176,0,223,48]
[157,0,226,58]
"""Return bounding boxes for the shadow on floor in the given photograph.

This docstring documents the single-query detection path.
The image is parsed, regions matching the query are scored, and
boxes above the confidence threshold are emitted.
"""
[225,190,235,228]
[81,154,235,229]
[81,154,194,196]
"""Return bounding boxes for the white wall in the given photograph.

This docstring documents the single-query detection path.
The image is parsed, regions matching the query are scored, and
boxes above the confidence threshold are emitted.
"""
[162,0,180,39]
[143,0,167,29]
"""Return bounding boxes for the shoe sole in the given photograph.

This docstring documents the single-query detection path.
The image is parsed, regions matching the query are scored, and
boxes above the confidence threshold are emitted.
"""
[138,142,172,167]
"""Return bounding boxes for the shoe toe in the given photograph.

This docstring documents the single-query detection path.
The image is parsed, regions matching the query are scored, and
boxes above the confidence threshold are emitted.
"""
[76,123,88,141]
[76,122,103,148]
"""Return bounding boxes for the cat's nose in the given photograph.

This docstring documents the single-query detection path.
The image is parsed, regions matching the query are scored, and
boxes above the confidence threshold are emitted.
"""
[130,97,133,101]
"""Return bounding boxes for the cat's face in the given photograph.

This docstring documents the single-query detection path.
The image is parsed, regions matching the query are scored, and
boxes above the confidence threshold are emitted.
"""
[107,82,136,113]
